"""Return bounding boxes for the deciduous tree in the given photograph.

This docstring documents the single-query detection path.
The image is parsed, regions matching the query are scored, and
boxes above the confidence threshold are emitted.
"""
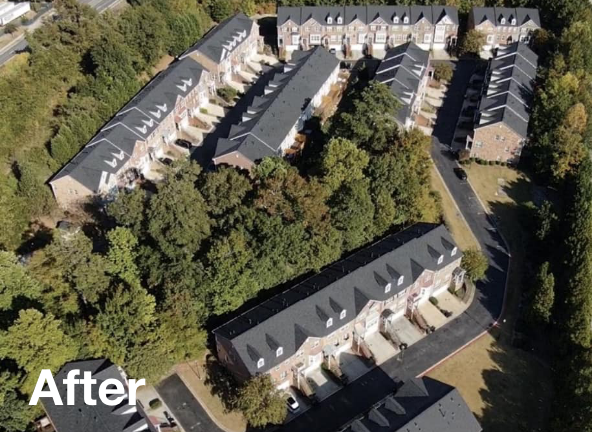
[236,374,287,427]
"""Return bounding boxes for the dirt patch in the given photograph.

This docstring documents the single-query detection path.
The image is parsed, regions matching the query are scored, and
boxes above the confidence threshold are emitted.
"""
[152,55,175,75]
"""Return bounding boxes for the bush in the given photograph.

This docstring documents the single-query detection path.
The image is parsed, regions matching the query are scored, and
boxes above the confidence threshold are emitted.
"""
[462,248,489,282]
[433,63,453,83]
[217,86,238,103]
[429,296,439,306]
[200,107,208,114]
[149,398,162,409]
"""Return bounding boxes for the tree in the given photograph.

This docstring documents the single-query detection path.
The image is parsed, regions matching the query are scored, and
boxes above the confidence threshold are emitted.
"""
[461,248,488,282]
[320,137,369,192]
[333,81,400,152]
[527,262,555,325]
[433,63,453,82]
[0,309,79,394]
[330,180,375,251]
[199,166,252,222]
[209,0,233,22]
[458,30,486,57]
[0,372,34,432]
[0,252,42,310]
[148,162,212,261]
[236,374,287,427]
[16,160,54,217]
[4,23,18,36]
[108,188,148,237]
[106,227,140,285]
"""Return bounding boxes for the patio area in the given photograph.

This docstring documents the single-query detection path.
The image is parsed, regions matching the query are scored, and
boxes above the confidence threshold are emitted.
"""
[435,289,468,317]
[338,350,372,382]
[306,368,342,401]
[364,332,398,365]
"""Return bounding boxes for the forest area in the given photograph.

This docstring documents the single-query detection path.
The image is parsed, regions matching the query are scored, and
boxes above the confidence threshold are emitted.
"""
[0,0,591,430]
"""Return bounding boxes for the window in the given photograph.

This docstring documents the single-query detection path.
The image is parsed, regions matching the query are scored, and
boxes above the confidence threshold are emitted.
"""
[397,275,404,286]
[385,283,391,294]
[511,18,516,25]
[424,33,432,43]
[403,17,409,24]
[280,371,287,379]
[348,26,354,31]
[452,246,458,256]
[276,347,283,357]
[500,18,506,25]
[291,35,299,45]
[327,17,332,24]
[292,26,298,32]
[393,16,399,24]
[274,366,280,371]
[297,350,304,357]
[313,340,319,348]
[309,355,317,365]
[487,34,494,44]
[257,358,265,369]
[505,146,510,153]
[370,25,376,31]
[340,310,347,320]
[375,33,386,43]
[310,34,321,44]
[437,255,443,265]
[475,141,483,148]
[337,17,343,24]
[326,318,333,328]
[278,37,283,47]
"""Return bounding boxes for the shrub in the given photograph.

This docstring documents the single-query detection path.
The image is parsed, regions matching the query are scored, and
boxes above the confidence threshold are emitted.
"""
[433,63,453,83]
[200,107,208,114]
[217,86,238,103]
[429,296,439,306]
[149,398,162,409]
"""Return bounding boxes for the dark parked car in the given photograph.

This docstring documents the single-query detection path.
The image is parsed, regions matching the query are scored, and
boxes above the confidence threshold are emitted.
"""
[329,48,337,54]
[454,167,468,181]
[174,139,192,149]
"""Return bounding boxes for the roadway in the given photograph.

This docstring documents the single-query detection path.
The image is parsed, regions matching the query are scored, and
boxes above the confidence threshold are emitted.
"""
[157,60,511,432]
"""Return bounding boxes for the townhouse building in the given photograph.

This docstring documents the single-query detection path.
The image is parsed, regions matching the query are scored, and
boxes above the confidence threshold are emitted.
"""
[277,5,458,60]
[214,224,464,390]
[468,7,540,51]
[180,13,259,87]
[467,43,538,164]
[50,57,211,207]
[336,377,481,432]
[41,359,156,432]
[375,42,430,129]
[212,46,339,171]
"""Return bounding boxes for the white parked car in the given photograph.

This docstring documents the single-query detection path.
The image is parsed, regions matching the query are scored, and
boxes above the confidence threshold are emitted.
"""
[286,395,299,412]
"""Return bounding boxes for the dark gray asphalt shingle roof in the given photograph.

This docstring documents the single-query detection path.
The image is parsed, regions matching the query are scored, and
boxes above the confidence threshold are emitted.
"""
[471,7,540,27]
[214,224,461,375]
[180,13,256,64]
[214,47,339,164]
[375,42,429,125]
[277,6,458,26]
[476,42,538,137]
[51,57,206,192]
[42,359,152,432]
[338,377,482,432]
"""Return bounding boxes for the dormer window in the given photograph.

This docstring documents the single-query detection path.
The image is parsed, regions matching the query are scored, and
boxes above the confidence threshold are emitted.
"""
[257,358,264,368]
[385,283,391,294]
[393,16,399,24]
[397,275,404,286]
[340,310,346,320]
[437,255,444,265]
[403,17,409,24]
[511,18,516,25]
[276,347,283,357]
[326,318,333,328]
[327,17,332,24]
[337,17,342,24]
[500,18,506,25]
[451,247,458,256]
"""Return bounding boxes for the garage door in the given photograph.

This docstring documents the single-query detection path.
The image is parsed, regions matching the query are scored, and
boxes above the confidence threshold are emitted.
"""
[365,315,380,335]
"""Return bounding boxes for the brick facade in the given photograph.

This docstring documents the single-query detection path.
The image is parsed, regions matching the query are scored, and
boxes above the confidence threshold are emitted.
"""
[469,123,524,164]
